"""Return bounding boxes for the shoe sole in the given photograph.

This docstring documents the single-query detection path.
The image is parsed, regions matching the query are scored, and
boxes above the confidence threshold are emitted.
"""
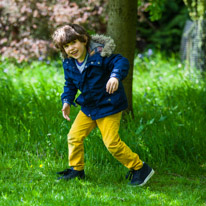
[58,175,85,180]
[128,169,155,187]
[138,169,155,186]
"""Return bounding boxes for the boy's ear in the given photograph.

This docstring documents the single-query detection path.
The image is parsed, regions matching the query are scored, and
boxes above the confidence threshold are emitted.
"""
[84,35,88,44]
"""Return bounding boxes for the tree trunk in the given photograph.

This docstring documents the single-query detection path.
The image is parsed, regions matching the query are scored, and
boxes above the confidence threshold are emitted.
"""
[189,19,206,71]
[182,0,206,71]
[107,0,137,113]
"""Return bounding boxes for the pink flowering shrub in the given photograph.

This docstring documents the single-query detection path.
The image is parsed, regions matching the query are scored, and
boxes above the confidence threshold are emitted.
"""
[0,0,108,62]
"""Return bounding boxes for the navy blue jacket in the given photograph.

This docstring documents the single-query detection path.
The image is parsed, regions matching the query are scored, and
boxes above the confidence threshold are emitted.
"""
[61,40,130,120]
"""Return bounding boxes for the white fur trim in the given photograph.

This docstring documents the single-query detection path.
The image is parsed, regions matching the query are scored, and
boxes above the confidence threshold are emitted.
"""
[91,34,116,57]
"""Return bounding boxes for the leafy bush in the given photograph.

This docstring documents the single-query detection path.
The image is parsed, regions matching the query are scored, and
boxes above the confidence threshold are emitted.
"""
[137,0,189,53]
[0,0,107,62]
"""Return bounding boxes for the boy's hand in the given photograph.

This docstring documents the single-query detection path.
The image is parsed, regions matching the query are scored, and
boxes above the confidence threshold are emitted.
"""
[106,77,119,94]
[62,103,71,121]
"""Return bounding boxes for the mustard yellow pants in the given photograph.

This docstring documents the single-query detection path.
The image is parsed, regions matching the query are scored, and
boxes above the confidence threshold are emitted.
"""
[67,110,143,171]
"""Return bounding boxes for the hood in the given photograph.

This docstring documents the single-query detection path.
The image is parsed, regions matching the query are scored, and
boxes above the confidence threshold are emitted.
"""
[89,34,116,57]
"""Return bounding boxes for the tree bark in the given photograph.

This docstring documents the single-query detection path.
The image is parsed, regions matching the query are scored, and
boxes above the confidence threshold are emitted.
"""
[189,19,206,71]
[182,0,206,71]
[107,0,137,113]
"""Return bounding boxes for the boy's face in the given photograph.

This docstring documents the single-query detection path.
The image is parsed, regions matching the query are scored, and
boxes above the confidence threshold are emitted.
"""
[63,39,87,62]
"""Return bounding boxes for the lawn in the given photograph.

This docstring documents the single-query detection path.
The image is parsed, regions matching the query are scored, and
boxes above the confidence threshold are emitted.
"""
[0,53,206,205]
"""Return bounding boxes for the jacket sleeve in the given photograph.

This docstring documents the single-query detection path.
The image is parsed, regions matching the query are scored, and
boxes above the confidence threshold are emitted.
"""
[103,54,130,81]
[61,70,78,106]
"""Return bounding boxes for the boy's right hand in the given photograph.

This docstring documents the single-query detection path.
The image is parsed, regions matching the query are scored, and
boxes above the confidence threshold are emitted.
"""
[62,103,71,121]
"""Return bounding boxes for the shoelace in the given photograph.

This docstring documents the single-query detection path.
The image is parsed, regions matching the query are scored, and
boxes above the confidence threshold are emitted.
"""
[125,170,134,180]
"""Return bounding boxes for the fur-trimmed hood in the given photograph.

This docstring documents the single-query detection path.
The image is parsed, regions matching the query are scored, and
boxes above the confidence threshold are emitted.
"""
[89,34,116,57]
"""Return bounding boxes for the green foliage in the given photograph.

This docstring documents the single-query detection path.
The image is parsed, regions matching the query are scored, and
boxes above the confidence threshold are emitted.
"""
[139,0,166,21]
[183,0,206,20]
[137,0,189,53]
[0,54,206,205]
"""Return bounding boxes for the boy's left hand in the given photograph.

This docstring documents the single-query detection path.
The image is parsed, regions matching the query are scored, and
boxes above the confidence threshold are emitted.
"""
[106,77,119,94]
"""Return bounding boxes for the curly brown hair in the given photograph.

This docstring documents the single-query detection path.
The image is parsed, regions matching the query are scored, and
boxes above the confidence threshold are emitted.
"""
[52,24,91,58]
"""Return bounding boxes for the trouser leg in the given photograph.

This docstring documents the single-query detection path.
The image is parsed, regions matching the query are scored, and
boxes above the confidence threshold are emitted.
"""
[97,112,143,170]
[67,110,96,170]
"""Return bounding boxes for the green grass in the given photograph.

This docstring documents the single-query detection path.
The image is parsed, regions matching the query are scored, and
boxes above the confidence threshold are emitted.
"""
[0,54,206,205]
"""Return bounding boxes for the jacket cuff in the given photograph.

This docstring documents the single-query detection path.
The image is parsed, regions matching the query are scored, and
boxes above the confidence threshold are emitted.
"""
[110,73,121,80]
[62,99,77,107]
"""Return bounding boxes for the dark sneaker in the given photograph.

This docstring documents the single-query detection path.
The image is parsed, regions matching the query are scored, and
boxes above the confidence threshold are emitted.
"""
[57,167,85,180]
[126,163,154,186]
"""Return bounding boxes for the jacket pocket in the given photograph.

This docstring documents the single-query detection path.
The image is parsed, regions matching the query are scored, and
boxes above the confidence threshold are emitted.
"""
[98,91,125,109]
[76,94,84,106]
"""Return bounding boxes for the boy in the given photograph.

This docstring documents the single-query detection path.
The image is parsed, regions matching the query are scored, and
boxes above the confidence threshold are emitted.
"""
[52,24,154,186]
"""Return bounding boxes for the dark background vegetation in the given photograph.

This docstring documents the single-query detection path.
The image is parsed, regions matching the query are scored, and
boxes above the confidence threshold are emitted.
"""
[136,0,188,53]
[0,0,189,62]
